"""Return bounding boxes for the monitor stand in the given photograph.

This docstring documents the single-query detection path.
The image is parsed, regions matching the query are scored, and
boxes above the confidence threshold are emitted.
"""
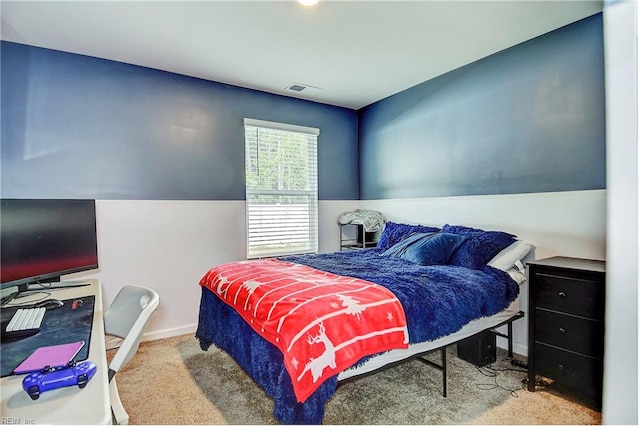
[26,281,91,291]
[0,284,29,307]
[0,281,91,307]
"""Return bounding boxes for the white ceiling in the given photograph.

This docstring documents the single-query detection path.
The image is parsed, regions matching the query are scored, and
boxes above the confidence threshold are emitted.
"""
[1,0,603,110]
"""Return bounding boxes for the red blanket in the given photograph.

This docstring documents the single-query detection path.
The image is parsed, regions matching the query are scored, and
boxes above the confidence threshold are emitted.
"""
[200,258,409,402]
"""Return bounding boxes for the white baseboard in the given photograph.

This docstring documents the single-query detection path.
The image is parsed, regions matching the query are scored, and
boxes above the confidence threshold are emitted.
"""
[142,323,197,342]
[497,340,528,358]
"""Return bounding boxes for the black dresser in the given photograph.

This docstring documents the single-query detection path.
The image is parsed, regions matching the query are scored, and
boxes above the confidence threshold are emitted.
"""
[527,256,606,409]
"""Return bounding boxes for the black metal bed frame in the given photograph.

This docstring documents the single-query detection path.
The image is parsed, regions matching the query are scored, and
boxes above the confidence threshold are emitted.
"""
[338,310,525,397]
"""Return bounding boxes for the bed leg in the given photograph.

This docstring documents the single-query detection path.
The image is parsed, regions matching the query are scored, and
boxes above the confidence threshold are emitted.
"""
[507,321,514,358]
[494,311,524,359]
[414,347,448,397]
[441,347,447,397]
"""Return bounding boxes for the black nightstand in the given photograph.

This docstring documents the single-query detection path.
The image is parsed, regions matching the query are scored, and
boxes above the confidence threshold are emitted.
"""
[527,256,606,410]
[339,223,378,251]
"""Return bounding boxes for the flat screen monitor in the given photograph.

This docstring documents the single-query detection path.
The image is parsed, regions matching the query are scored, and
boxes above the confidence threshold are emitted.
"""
[1,199,99,304]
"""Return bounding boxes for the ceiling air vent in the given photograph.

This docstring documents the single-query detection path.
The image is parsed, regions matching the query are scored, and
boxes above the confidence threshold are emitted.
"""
[287,84,307,92]
[285,83,323,94]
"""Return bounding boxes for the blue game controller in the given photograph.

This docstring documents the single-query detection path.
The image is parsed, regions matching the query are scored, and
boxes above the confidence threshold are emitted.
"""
[22,361,97,400]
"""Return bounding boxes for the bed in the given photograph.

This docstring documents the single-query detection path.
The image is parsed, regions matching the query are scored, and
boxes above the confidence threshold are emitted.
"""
[196,223,534,424]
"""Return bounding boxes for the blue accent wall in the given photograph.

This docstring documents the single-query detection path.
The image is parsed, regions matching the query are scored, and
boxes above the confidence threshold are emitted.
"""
[358,14,605,200]
[1,42,358,200]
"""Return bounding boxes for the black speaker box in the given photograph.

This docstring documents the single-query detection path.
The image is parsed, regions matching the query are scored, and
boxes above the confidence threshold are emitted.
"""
[457,330,496,367]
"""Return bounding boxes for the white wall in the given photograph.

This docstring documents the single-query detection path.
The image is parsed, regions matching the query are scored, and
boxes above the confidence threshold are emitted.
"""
[67,199,360,340]
[69,189,607,355]
[362,189,607,355]
[602,0,639,423]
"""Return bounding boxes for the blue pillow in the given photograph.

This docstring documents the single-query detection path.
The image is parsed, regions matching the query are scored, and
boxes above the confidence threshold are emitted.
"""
[442,224,517,270]
[381,232,436,257]
[381,232,467,266]
[376,221,440,253]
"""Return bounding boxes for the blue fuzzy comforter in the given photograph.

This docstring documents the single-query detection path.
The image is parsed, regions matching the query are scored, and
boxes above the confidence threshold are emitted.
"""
[196,249,519,424]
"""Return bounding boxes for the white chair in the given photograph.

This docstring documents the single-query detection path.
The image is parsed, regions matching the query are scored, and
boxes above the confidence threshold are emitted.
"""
[104,285,160,425]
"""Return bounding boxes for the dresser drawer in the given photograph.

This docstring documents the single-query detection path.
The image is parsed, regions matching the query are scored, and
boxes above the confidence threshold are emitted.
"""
[535,273,603,319]
[534,309,604,358]
[535,343,603,392]
[527,257,605,410]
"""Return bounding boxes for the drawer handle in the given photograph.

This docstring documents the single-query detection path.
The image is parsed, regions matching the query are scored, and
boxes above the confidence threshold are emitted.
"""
[558,291,567,298]
[558,364,564,371]
[558,327,566,334]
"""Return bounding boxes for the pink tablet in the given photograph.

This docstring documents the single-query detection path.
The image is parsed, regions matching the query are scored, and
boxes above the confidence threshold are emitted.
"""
[13,341,85,374]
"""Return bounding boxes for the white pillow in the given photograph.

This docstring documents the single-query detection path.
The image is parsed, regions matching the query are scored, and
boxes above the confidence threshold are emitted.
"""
[507,268,527,285]
[488,240,534,272]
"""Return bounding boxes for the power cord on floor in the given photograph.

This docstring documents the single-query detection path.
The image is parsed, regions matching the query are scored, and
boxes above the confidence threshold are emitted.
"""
[474,366,521,398]
[510,358,528,369]
[478,357,567,399]
[521,375,558,393]
[472,357,529,398]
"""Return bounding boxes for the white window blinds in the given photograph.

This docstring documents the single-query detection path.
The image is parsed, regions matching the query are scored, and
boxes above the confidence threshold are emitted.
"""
[244,118,319,258]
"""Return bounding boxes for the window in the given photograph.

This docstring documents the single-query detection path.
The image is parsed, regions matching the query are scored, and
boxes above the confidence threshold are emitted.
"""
[244,118,319,258]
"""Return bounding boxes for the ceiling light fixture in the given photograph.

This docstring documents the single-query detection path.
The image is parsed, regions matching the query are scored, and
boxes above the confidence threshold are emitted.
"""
[298,0,319,6]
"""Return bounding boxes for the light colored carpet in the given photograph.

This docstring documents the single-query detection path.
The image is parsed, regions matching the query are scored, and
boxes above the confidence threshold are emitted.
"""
[110,334,602,425]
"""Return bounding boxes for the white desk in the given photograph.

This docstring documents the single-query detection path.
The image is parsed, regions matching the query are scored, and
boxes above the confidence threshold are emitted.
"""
[1,280,111,425]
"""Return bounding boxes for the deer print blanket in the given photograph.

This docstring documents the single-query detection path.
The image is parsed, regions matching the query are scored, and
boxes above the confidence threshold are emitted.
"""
[199,258,409,403]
